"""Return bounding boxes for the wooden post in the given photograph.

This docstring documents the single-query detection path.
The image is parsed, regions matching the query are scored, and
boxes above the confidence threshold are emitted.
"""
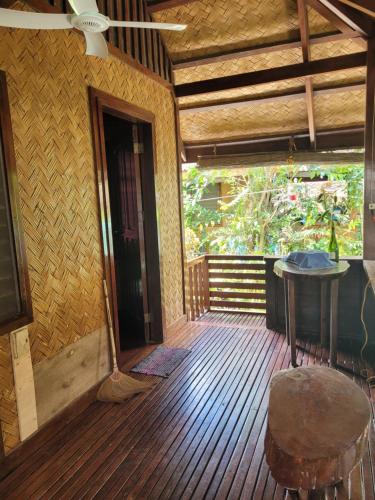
[0,421,4,459]
[364,37,375,259]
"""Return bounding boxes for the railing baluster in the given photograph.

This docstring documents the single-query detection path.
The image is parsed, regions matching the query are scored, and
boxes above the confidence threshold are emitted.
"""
[193,264,199,319]
[189,266,195,322]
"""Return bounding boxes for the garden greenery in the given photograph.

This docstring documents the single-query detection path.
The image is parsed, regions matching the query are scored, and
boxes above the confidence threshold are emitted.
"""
[183,164,364,259]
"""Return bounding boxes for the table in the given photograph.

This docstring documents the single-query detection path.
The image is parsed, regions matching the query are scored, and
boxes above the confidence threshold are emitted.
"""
[274,259,350,367]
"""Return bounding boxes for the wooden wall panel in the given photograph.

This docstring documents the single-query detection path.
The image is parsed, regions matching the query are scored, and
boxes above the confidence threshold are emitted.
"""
[0,336,20,455]
[0,1,184,452]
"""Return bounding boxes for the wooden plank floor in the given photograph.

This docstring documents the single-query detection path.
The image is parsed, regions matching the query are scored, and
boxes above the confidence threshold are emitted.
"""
[0,312,374,499]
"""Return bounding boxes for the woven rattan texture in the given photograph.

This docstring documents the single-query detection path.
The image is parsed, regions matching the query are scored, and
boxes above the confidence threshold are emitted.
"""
[314,89,366,129]
[153,0,301,62]
[0,2,183,452]
[180,98,308,142]
[174,48,303,85]
[307,5,336,35]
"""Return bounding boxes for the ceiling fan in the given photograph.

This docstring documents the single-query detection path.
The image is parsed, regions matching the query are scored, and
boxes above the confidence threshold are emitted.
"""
[0,0,186,59]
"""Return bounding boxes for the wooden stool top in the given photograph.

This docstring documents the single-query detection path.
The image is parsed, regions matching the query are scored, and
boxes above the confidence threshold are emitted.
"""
[265,366,371,490]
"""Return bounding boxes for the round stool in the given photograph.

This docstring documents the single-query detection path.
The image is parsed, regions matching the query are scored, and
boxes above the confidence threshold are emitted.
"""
[265,366,371,493]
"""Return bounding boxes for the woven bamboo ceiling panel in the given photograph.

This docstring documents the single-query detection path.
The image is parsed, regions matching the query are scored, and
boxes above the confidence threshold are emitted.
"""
[311,38,363,60]
[180,98,308,142]
[174,48,303,85]
[307,6,336,35]
[313,67,366,87]
[158,0,365,144]
[153,0,301,62]
[314,89,365,129]
[178,78,307,106]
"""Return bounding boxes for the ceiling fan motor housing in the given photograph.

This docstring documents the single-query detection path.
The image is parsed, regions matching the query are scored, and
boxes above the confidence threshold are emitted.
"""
[70,12,109,33]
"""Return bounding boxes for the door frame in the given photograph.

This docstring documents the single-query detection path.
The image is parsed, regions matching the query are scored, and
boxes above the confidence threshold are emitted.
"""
[89,87,164,366]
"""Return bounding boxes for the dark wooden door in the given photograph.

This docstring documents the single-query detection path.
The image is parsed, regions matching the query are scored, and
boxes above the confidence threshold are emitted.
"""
[90,88,164,365]
[104,116,149,349]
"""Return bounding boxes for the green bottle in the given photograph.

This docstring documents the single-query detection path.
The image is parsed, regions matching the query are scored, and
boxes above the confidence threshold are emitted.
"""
[328,219,339,262]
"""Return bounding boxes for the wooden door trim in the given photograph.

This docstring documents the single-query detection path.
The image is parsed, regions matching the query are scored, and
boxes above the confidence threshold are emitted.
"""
[89,87,162,364]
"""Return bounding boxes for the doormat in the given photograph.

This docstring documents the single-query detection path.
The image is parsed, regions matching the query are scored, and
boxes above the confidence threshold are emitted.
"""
[130,346,191,378]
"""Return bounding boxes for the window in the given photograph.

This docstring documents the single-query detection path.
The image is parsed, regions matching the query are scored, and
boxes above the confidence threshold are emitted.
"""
[0,71,32,334]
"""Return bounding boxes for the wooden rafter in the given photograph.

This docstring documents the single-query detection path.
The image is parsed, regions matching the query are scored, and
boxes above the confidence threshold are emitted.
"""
[178,82,365,113]
[147,0,196,13]
[174,52,367,97]
[319,0,374,36]
[339,0,375,20]
[306,0,367,47]
[297,0,316,148]
[298,0,311,62]
[173,31,363,69]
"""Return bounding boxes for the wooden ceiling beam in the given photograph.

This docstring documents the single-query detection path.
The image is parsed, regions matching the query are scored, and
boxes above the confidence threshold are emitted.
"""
[305,77,317,148]
[318,0,374,36]
[174,51,367,97]
[363,37,375,258]
[178,81,365,113]
[338,0,375,20]
[173,31,363,69]
[298,0,311,62]
[306,0,367,47]
[184,126,365,162]
[147,0,196,13]
[306,0,359,32]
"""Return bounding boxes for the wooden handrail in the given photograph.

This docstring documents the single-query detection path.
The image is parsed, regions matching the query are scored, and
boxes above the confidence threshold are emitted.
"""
[186,255,267,319]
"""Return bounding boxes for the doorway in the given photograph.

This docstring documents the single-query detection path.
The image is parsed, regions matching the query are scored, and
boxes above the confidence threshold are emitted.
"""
[90,88,163,365]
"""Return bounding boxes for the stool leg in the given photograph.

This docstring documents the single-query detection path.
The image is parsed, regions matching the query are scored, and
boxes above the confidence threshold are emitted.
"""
[330,279,339,368]
[288,280,298,368]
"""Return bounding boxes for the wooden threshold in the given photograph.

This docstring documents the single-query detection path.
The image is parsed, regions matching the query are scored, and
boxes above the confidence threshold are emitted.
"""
[0,312,373,499]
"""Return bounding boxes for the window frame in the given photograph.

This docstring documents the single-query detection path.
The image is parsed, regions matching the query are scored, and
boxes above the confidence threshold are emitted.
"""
[0,71,33,335]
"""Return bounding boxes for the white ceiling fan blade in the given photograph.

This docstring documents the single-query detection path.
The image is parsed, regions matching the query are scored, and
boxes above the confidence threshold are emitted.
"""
[68,0,98,15]
[84,31,108,59]
[0,8,72,29]
[109,20,187,31]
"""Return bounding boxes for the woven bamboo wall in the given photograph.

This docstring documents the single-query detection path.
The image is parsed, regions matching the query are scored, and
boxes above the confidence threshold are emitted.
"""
[0,2,184,453]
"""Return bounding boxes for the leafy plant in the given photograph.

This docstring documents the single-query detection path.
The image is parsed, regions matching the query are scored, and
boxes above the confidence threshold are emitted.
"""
[182,163,364,258]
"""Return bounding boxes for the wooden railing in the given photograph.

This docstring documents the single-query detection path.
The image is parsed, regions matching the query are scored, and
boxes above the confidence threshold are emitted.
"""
[43,0,173,83]
[186,255,267,320]
[186,256,209,321]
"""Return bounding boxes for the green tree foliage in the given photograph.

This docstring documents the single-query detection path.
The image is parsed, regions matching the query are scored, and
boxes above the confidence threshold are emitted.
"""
[182,164,363,257]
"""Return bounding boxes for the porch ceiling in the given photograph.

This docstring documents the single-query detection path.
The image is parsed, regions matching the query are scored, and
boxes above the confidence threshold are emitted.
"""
[150,0,374,150]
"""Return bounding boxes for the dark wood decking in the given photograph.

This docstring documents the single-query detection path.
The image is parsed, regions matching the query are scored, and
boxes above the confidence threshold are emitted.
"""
[0,313,374,499]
